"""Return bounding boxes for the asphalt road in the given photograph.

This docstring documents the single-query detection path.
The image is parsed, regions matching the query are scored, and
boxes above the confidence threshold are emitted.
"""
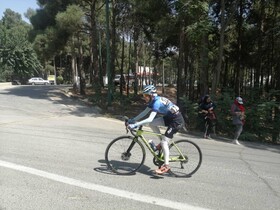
[0,84,279,210]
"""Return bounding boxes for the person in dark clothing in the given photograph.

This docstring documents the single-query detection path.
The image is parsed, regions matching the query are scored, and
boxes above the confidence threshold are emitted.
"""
[199,95,217,139]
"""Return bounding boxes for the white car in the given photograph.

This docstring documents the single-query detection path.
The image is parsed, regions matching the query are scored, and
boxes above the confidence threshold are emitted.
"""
[28,77,50,85]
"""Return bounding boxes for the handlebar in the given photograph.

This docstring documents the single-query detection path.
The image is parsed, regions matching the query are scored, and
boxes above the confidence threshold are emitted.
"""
[124,116,142,137]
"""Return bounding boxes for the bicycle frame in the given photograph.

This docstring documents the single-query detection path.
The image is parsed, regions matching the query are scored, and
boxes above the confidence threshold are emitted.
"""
[131,128,187,163]
[105,122,202,176]
[135,129,162,157]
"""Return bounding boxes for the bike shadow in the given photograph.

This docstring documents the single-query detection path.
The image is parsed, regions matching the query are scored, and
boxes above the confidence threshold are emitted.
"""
[94,159,166,179]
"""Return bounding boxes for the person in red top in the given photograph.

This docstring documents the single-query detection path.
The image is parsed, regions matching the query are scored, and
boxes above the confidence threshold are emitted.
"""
[231,97,245,145]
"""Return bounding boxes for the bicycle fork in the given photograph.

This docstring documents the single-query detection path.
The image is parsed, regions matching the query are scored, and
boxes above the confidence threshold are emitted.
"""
[122,137,138,160]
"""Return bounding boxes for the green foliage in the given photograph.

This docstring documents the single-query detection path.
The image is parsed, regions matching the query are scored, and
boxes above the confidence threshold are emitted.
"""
[180,89,280,143]
[0,10,42,82]
[0,65,13,82]
[2,9,24,28]
[56,5,84,33]
[45,64,54,73]
[31,0,79,30]
[179,96,200,130]
[212,91,234,135]
[1,0,278,144]
[56,75,63,84]
[243,90,280,143]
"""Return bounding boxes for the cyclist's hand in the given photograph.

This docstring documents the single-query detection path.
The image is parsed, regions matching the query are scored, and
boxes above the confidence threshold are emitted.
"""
[128,124,137,130]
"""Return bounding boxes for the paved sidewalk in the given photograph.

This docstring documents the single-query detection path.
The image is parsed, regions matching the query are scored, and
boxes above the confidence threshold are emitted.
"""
[0,82,11,87]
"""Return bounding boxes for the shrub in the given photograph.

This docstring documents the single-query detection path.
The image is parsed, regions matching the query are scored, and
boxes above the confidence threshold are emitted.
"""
[56,76,63,84]
[180,90,280,143]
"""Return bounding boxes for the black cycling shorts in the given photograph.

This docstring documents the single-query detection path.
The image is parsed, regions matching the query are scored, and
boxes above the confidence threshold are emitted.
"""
[163,113,185,138]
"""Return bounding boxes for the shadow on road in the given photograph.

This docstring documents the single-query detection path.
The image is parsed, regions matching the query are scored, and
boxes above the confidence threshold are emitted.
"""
[94,159,168,179]
[0,85,101,117]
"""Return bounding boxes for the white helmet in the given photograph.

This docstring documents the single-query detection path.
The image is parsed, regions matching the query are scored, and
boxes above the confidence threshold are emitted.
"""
[236,97,243,104]
[143,85,157,95]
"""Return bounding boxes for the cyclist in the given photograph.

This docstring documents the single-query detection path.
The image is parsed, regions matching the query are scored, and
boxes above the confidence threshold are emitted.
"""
[127,84,185,175]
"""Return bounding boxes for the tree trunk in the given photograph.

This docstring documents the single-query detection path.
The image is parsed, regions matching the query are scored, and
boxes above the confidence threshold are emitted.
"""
[255,0,265,90]
[89,0,101,101]
[111,0,117,91]
[212,0,238,95]
[270,0,278,90]
[78,35,85,95]
[69,34,78,92]
[212,0,225,96]
[72,54,79,92]
[234,0,243,96]
[133,26,140,95]
[105,0,112,105]
[127,37,132,96]
[120,35,125,97]
[177,20,186,105]
[153,43,160,86]
[199,33,209,97]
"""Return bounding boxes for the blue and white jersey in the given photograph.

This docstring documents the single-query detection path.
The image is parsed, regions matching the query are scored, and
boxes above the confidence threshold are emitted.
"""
[148,96,179,117]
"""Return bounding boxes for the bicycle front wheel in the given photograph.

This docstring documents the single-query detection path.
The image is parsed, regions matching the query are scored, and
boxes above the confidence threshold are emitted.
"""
[105,136,146,175]
[169,139,202,177]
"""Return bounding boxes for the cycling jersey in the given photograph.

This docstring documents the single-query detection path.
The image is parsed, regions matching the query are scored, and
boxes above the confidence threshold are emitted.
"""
[148,95,179,117]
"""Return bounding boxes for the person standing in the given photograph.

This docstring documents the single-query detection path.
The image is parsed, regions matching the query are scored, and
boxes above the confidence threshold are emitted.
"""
[231,97,245,145]
[199,95,217,139]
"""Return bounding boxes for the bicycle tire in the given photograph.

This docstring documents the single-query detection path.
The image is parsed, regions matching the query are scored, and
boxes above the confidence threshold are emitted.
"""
[168,139,202,177]
[105,136,146,175]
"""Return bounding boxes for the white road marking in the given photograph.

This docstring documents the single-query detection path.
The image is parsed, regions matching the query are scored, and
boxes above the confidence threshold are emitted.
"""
[0,160,209,210]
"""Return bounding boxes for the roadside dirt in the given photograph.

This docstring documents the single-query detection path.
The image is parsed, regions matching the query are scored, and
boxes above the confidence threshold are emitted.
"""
[68,86,178,118]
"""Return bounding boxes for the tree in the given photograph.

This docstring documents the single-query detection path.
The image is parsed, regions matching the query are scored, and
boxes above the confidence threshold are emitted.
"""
[0,9,42,82]
[56,4,86,94]
[82,0,103,102]
[210,0,238,96]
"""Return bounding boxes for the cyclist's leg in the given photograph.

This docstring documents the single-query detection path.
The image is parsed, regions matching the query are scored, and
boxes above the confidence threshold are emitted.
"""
[155,114,184,174]
[162,114,185,165]
[155,125,175,174]
[155,135,171,174]
[162,135,170,164]
[149,117,165,140]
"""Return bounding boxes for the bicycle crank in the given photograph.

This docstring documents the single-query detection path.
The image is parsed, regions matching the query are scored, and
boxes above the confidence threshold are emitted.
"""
[153,157,164,166]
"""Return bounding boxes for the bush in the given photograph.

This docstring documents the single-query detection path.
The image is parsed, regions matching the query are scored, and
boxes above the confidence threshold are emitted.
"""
[56,76,63,84]
[180,90,280,143]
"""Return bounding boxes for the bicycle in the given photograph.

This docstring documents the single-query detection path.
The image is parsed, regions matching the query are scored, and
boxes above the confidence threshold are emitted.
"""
[105,119,202,177]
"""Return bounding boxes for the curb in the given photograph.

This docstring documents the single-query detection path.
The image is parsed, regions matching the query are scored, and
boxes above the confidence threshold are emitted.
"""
[0,82,11,86]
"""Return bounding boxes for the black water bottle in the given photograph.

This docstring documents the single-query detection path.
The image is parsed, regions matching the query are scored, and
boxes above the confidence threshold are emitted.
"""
[148,140,157,151]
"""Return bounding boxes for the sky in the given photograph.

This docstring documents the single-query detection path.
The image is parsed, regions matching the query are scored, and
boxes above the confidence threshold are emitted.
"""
[0,0,39,23]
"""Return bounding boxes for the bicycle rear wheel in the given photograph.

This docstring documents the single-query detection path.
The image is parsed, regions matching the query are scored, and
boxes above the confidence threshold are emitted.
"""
[168,139,202,177]
[105,136,146,175]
